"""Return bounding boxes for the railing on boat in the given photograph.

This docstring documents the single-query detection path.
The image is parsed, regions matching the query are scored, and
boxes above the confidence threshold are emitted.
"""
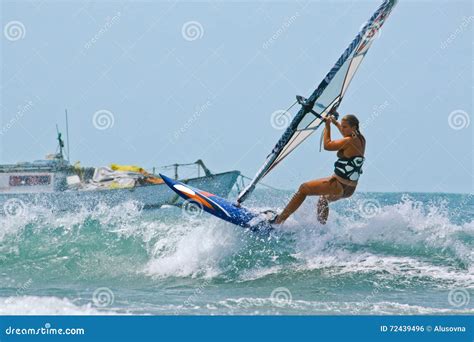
[151,159,213,179]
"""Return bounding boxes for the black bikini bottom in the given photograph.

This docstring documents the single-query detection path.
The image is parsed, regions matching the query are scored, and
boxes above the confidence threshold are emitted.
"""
[331,176,356,198]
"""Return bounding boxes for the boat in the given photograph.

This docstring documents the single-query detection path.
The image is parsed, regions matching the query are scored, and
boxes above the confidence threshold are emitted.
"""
[0,131,239,214]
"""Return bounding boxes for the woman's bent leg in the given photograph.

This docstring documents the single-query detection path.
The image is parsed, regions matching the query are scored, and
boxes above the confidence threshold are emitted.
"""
[316,179,356,224]
[274,188,306,224]
[275,177,342,224]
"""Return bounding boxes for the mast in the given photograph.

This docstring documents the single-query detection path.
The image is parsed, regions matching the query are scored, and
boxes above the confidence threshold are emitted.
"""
[65,109,70,161]
[236,0,397,204]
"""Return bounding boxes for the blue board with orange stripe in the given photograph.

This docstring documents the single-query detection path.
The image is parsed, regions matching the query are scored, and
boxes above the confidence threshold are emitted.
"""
[160,174,274,232]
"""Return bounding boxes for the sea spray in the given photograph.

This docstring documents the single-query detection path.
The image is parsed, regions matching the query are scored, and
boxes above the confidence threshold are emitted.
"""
[0,193,472,314]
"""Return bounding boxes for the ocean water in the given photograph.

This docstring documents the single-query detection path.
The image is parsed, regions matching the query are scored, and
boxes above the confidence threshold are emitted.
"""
[0,191,473,315]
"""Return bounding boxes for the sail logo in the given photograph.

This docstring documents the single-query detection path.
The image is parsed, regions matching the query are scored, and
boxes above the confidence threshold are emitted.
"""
[355,4,392,56]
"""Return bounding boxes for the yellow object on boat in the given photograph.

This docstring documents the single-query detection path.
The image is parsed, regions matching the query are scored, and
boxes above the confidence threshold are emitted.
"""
[109,180,135,189]
[110,164,145,173]
[110,163,164,184]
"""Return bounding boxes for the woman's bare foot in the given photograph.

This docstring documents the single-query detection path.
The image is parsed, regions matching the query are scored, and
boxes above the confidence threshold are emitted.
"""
[273,214,284,225]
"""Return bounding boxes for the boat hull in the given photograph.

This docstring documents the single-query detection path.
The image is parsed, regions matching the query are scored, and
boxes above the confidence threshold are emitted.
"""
[0,171,240,212]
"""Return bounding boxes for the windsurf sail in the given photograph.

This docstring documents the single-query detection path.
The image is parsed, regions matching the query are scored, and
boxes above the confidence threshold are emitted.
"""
[237,0,397,204]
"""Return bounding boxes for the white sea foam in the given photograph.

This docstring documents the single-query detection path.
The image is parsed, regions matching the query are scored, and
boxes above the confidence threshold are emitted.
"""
[0,296,111,315]
[292,197,472,262]
[143,217,242,278]
[1,194,472,315]
[200,297,474,315]
[236,196,473,287]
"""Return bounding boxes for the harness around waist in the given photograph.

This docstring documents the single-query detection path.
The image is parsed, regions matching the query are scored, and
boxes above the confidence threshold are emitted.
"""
[334,156,364,181]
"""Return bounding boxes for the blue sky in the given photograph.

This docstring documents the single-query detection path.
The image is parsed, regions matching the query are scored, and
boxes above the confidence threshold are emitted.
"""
[1,0,472,194]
